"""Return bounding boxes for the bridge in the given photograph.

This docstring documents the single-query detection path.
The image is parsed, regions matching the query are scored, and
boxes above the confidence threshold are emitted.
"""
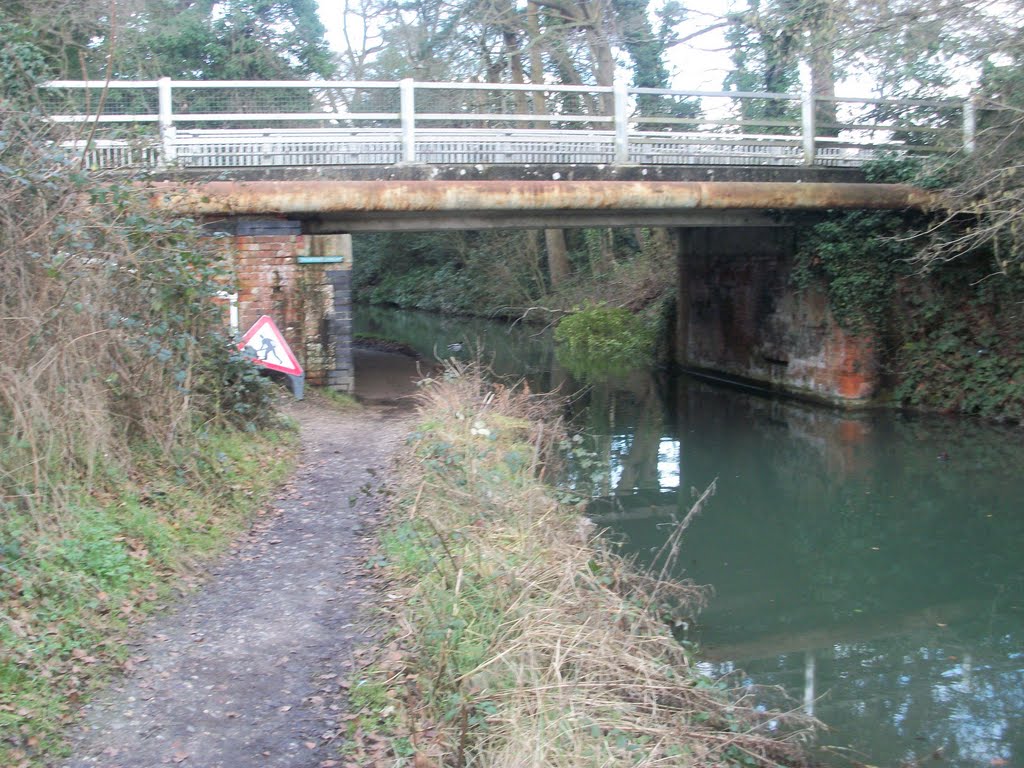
[43,79,954,401]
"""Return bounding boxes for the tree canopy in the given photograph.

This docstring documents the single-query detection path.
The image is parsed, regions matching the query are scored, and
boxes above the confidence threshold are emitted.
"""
[1,0,335,81]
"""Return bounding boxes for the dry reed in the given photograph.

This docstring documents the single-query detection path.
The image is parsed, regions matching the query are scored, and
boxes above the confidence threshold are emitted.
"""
[377,363,815,767]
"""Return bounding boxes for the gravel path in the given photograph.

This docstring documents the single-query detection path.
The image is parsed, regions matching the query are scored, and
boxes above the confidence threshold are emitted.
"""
[62,397,414,768]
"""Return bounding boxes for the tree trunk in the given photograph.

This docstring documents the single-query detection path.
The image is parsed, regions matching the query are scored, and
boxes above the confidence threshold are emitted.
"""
[810,47,838,135]
[596,228,615,274]
[526,0,547,124]
[545,228,571,287]
[504,29,529,113]
[807,0,839,135]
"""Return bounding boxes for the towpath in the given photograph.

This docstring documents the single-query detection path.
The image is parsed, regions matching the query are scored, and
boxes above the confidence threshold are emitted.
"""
[63,351,422,768]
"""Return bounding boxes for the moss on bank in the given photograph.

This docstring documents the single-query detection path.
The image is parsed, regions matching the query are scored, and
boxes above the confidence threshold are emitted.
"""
[0,423,298,767]
[345,366,814,767]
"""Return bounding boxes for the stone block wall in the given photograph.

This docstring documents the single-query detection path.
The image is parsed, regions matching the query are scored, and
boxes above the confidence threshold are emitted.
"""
[326,269,352,390]
[677,226,878,405]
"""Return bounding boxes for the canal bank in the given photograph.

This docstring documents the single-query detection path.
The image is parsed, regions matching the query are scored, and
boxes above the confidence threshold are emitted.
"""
[354,365,816,767]
[354,304,1024,768]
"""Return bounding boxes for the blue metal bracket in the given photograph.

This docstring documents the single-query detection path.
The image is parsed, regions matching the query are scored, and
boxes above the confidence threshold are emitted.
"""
[297,256,345,264]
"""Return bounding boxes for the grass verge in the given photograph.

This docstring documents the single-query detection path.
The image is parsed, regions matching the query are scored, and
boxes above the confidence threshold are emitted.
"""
[346,364,815,767]
[0,424,299,767]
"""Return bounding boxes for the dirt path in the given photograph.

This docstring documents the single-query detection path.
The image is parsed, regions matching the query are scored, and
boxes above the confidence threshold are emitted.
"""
[63,395,415,768]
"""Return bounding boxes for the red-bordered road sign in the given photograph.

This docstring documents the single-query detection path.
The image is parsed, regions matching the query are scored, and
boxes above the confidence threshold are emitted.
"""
[238,315,304,377]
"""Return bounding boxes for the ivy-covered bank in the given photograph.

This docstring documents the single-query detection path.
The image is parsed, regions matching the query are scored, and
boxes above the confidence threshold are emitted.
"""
[342,366,815,767]
[796,210,1024,423]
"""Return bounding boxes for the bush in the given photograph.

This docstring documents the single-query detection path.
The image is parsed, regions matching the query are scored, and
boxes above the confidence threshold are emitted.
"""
[554,303,655,380]
[0,103,272,520]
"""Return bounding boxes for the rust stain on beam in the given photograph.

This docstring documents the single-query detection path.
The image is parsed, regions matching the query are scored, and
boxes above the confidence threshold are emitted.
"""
[150,180,933,216]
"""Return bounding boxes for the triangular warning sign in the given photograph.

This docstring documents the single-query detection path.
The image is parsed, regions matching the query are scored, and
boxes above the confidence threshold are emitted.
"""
[238,315,304,377]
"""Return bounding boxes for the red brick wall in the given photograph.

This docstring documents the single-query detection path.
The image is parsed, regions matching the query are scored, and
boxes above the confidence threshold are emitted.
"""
[233,233,304,340]
[209,218,351,390]
[678,226,879,405]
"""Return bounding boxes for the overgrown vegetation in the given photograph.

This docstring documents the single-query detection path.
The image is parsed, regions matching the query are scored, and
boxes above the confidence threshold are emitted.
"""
[795,160,1024,422]
[1,105,274,514]
[890,260,1024,421]
[354,228,676,319]
[554,303,656,381]
[346,365,815,766]
[0,58,293,764]
[353,227,679,379]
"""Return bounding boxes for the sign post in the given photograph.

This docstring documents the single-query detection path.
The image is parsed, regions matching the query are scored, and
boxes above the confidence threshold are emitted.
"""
[238,315,305,400]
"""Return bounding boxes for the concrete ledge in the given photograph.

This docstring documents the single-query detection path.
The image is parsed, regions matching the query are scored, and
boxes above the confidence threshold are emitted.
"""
[680,366,882,410]
[157,180,927,214]
[144,163,868,185]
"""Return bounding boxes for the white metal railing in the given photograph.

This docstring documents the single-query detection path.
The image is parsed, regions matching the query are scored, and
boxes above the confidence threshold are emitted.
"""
[40,78,974,171]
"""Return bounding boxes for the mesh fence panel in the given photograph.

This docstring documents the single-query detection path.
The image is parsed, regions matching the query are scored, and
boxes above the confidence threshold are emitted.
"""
[820,99,962,150]
[171,85,401,128]
[631,92,703,129]
[628,92,801,135]
[40,87,160,118]
[414,86,612,129]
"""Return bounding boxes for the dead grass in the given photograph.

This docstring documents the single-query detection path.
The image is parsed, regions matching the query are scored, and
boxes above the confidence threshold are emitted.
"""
[553,230,677,315]
[0,107,264,523]
[367,363,816,767]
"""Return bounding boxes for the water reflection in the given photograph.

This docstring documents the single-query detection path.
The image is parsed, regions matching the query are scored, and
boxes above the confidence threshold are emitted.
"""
[585,376,1024,768]
[354,305,1024,768]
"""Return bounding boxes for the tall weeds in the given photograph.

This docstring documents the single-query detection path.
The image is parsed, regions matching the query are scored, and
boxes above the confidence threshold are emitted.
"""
[371,365,815,767]
[0,104,268,521]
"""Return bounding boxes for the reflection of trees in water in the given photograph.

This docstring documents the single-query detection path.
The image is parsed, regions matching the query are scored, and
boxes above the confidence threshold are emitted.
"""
[567,368,669,498]
[353,304,554,382]
[581,371,1024,623]
[583,372,1024,768]
[723,625,1024,768]
[613,376,664,495]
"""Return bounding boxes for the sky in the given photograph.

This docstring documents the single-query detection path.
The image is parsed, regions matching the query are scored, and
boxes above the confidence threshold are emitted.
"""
[313,0,737,92]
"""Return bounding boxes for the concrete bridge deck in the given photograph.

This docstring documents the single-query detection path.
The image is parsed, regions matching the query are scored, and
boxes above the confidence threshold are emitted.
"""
[152,179,932,232]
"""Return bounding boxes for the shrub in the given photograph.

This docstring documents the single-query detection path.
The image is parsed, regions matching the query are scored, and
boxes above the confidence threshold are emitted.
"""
[554,303,655,380]
[0,102,271,520]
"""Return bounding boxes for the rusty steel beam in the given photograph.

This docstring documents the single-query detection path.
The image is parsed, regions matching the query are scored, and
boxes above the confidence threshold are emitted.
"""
[150,180,933,217]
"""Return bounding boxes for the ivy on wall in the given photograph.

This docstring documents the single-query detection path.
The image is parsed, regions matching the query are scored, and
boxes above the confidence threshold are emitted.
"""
[794,197,1024,422]
[892,263,1024,422]
[794,210,914,334]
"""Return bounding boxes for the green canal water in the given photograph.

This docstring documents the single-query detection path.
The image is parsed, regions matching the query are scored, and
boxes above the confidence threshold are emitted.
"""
[356,305,1024,768]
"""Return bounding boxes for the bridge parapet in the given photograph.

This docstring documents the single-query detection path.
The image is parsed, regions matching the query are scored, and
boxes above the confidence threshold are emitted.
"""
[42,78,973,172]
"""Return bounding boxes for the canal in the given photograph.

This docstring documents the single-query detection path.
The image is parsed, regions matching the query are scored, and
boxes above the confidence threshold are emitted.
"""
[355,304,1024,768]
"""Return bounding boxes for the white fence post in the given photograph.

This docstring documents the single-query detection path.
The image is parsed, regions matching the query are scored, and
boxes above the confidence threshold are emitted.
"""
[801,85,816,166]
[613,81,630,164]
[157,77,176,166]
[400,78,416,163]
[962,96,976,155]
